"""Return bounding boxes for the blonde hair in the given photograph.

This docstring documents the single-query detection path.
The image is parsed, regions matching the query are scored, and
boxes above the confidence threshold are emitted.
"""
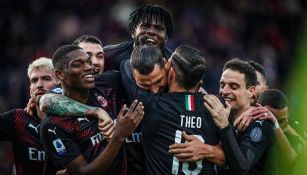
[27,57,54,77]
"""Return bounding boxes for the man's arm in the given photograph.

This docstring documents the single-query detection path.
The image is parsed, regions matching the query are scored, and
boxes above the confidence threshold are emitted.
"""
[40,94,115,138]
[233,107,254,132]
[40,93,112,123]
[204,95,274,175]
[251,106,297,164]
[40,93,100,116]
[66,100,144,175]
[169,131,225,165]
[42,100,144,175]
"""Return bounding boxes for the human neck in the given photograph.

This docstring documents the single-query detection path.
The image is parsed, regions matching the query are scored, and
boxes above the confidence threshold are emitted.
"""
[232,105,251,119]
[168,81,197,93]
[62,86,90,104]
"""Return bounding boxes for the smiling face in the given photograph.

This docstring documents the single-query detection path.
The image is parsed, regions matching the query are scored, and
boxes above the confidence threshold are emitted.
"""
[57,49,95,90]
[29,69,58,99]
[219,69,255,116]
[78,42,104,74]
[132,18,167,48]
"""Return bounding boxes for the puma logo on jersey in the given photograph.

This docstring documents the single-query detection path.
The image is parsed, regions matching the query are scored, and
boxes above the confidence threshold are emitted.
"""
[77,117,90,123]
[28,123,40,134]
[255,120,264,126]
[48,127,57,135]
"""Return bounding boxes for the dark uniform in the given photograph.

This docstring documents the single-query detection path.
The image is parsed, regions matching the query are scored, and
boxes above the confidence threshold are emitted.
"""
[218,119,275,175]
[104,41,172,174]
[119,59,146,175]
[278,119,306,175]
[103,41,172,71]
[121,60,219,175]
[40,71,126,174]
[0,109,56,175]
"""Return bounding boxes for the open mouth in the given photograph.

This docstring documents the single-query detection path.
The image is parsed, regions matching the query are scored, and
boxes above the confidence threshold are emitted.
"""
[83,73,95,82]
[222,96,235,103]
[140,36,156,45]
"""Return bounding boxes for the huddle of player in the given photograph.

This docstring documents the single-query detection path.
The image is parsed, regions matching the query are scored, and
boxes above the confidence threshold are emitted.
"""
[1,4,306,175]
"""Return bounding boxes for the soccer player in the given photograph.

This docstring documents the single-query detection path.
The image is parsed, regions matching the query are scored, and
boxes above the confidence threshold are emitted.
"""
[26,35,105,116]
[204,58,275,175]
[103,4,173,71]
[122,44,224,174]
[104,5,174,172]
[73,35,105,74]
[40,45,144,174]
[232,60,268,132]
[103,5,173,173]
[0,57,58,175]
[248,60,269,105]
[255,89,306,175]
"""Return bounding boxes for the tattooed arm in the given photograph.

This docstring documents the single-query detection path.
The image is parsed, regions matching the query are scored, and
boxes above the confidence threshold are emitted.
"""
[39,93,100,116]
[39,93,115,139]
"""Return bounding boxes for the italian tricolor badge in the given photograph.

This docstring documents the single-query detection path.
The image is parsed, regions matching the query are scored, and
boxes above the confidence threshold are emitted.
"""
[185,95,195,111]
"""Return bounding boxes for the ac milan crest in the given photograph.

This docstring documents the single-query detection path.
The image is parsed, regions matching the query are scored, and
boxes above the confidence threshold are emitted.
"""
[97,95,108,107]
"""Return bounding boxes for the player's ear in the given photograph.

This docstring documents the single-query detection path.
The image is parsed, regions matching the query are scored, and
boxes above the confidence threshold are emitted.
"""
[163,58,170,70]
[131,30,136,39]
[247,86,256,98]
[55,69,65,80]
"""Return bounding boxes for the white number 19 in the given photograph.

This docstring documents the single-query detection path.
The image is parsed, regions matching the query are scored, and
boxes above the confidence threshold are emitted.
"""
[171,130,204,175]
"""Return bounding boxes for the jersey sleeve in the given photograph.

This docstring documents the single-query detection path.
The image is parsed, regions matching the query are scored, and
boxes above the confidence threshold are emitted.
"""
[95,71,122,91]
[0,109,16,141]
[103,41,133,71]
[120,60,154,106]
[40,117,81,169]
[218,120,274,175]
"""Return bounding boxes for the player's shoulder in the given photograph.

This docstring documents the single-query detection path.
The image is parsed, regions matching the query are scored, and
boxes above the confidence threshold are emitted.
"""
[248,119,274,137]
[103,41,133,54]
[162,46,173,58]
[95,70,122,89]
[41,115,76,133]
[1,108,26,117]
[95,70,120,80]
[251,119,273,128]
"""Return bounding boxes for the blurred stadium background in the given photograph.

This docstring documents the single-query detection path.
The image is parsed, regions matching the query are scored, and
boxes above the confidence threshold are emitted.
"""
[0,0,306,174]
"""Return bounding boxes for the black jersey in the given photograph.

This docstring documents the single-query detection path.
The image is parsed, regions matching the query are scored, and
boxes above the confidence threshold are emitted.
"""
[41,71,126,174]
[143,92,219,175]
[0,109,56,175]
[103,41,173,71]
[119,59,146,175]
[120,60,219,174]
[218,119,275,175]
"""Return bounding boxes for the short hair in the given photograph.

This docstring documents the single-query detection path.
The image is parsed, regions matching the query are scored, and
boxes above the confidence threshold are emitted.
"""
[27,57,54,77]
[171,45,206,89]
[72,35,102,46]
[258,89,288,109]
[52,45,83,70]
[223,58,257,88]
[248,60,267,83]
[131,44,164,75]
[128,4,173,39]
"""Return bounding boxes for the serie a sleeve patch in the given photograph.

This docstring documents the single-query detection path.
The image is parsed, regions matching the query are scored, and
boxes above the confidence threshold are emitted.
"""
[250,127,262,142]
